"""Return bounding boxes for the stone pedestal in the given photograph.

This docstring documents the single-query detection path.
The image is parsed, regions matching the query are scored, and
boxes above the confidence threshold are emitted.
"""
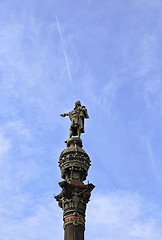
[55,137,95,240]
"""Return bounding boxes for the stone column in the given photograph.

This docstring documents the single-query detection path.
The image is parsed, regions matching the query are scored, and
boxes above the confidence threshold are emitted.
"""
[55,137,95,240]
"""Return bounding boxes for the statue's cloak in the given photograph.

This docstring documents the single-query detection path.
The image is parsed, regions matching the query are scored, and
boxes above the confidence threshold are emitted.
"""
[68,107,89,135]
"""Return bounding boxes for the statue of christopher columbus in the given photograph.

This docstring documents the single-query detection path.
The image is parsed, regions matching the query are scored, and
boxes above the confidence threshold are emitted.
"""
[60,101,89,139]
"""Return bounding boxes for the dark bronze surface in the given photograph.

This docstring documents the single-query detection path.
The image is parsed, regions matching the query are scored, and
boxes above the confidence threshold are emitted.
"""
[55,181,95,219]
[60,101,89,138]
[64,225,84,240]
[58,137,91,182]
[56,103,94,240]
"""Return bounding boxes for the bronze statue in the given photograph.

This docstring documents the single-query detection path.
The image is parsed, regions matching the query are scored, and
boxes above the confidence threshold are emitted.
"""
[60,101,89,138]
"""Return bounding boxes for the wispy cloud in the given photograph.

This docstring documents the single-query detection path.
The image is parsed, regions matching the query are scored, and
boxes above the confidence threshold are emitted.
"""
[98,77,122,112]
[0,198,63,240]
[1,186,162,239]
[0,120,35,157]
[0,17,72,130]
[0,132,11,164]
[86,191,162,240]
[142,76,162,110]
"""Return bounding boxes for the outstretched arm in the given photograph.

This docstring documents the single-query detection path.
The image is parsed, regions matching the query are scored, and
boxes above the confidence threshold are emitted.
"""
[60,113,69,117]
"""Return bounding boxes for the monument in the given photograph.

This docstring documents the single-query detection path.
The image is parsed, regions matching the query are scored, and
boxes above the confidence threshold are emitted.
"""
[55,101,95,240]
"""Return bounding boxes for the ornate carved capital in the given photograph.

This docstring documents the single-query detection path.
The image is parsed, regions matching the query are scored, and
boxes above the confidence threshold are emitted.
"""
[55,181,95,222]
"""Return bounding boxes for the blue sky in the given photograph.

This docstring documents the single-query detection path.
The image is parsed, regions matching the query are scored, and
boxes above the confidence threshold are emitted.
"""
[0,0,162,239]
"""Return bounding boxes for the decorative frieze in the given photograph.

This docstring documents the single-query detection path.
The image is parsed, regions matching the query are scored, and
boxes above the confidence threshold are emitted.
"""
[64,214,85,229]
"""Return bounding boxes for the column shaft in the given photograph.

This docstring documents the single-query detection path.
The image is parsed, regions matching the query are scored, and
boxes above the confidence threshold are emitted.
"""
[64,225,84,240]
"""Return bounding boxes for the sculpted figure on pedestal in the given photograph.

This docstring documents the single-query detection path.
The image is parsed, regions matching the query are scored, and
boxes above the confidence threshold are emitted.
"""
[60,101,89,138]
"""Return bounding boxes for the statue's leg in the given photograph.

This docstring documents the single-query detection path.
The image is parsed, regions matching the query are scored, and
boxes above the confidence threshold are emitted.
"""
[69,130,73,138]
[77,128,80,138]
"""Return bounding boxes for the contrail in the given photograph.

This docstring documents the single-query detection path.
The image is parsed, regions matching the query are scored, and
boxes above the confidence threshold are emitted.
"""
[56,16,72,83]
